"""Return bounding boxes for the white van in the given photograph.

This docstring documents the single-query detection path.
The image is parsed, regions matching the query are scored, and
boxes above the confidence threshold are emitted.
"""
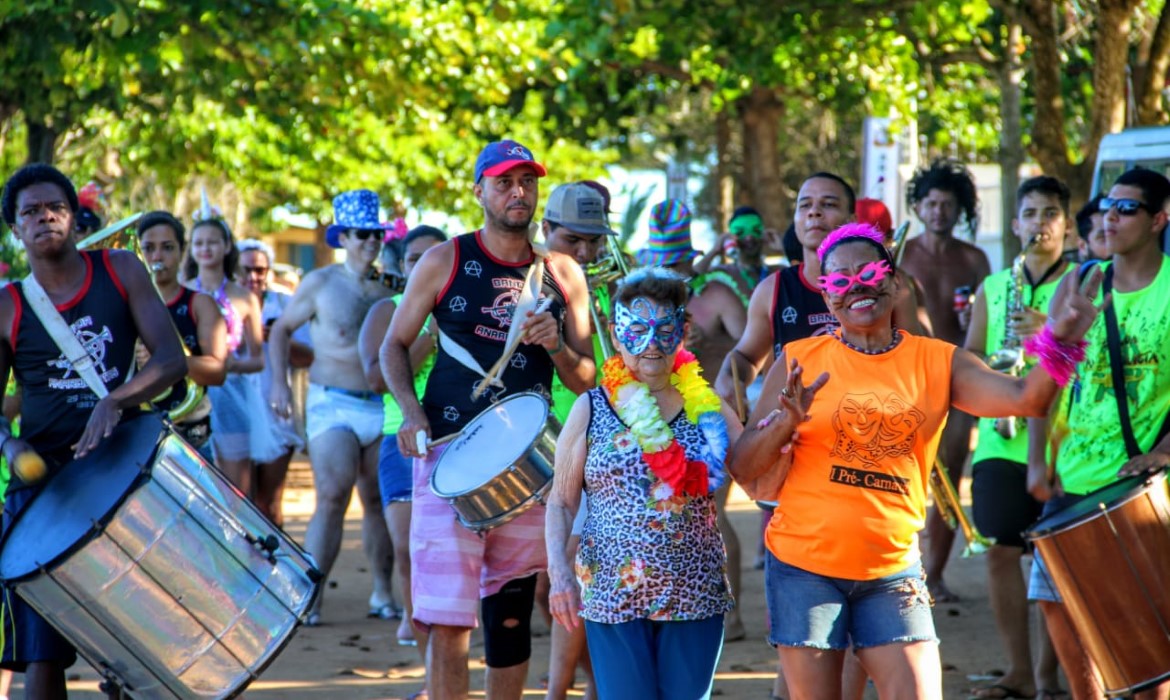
[1093,126,1170,254]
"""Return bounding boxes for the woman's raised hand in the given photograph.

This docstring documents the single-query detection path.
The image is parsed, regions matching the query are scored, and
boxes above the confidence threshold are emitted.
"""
[756,358,829,451]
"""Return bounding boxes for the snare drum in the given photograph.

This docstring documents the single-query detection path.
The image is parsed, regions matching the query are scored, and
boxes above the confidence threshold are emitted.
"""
[430,392,558,532]
[0,413,320,700]
[1026,473,1170,697]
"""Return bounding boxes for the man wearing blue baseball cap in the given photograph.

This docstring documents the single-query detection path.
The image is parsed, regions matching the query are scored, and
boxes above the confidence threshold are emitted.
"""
[383,141,595,700]
[269,189,398,627]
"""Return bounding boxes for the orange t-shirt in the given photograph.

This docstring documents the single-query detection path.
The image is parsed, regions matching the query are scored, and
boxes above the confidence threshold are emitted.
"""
[765,331,955,580]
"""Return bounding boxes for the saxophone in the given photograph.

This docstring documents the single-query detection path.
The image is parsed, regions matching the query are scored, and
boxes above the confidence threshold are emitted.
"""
[986,236,1037,439]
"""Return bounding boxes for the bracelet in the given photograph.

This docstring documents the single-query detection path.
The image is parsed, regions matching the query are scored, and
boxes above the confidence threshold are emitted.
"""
[1023,324,1087,387]
[548,335,565,356]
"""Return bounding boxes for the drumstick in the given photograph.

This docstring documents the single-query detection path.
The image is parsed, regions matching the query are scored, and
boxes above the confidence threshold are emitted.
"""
[473,297,553,400]
[730,358,746,424]
[415,429,461,457]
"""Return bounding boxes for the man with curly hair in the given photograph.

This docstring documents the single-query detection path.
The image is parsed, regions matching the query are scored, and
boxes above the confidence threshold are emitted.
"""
[901,159,991,603]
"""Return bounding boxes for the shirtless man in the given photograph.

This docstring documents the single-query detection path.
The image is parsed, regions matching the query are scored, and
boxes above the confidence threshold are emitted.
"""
[636,198,749,641]
[269,189,396,625]
[900,159,991,602]
[383,141,595,700]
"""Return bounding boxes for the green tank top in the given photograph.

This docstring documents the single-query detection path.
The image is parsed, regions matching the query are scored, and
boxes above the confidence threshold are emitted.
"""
[972,264,1070,465]
[550,334,605,424]
[383,295,437,435]
[1058,257,1170,495]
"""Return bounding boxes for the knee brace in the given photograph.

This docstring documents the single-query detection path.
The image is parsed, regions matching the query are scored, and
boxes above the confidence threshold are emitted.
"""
[480,574,537,668]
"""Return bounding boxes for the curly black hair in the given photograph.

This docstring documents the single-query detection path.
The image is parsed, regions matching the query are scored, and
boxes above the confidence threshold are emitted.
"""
[905,159,979,237]
[2,163,79,226]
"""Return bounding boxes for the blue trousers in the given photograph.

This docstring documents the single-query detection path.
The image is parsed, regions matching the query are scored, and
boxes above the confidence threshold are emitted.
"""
[584,614,725,700]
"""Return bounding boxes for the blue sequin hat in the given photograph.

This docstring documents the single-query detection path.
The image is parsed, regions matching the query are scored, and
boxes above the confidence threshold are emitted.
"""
[326,189,387,248]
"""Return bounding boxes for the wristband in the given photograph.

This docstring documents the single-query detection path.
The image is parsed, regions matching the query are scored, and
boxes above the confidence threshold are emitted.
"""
[548,335,565,356]
[1023,324,1087,387]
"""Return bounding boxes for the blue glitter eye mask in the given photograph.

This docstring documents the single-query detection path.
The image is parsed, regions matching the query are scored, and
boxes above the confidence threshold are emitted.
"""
[613,296,686,355]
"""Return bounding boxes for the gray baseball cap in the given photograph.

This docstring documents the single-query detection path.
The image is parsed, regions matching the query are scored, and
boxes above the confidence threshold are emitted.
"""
[544,183,617,236]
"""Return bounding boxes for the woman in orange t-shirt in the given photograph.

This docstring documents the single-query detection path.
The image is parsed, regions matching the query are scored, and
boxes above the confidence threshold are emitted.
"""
[728,223,1104,700]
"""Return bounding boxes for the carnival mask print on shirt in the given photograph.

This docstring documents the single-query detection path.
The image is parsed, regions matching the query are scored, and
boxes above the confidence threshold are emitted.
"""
[613,297,687,356]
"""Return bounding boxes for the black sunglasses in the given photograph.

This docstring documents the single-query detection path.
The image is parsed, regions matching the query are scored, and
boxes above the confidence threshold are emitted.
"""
[1099,197,1158,217]
[346,229,382,241]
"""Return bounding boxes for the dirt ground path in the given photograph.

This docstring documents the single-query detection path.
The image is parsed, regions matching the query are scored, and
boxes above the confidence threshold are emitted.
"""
[10,459,1053,699]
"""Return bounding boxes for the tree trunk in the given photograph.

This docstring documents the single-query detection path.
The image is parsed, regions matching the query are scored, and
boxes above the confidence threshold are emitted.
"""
[999,14,1025,267]
[1136,3,1170,125]
[24,117,58,164]
[740,87,786,234]
[714,110,734,234]
[1021,0,1073,187]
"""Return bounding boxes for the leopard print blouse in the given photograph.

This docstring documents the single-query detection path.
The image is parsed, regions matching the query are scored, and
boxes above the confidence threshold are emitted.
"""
[575,387,734,624]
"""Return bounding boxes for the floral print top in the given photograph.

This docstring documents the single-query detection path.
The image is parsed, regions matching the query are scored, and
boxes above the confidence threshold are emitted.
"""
[576,387,734,624]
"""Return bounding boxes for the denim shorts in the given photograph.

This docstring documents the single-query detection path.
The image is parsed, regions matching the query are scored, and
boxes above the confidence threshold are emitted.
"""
[377,435,412,506]
[764,553,936,650]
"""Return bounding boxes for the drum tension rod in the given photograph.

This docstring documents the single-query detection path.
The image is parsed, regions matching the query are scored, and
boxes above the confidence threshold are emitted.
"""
[246,533,281,564]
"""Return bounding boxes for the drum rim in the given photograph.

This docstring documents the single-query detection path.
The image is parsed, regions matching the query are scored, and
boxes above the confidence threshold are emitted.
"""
[1025,471,1166,541]
[429,392,551,498]
[0,414,166,583]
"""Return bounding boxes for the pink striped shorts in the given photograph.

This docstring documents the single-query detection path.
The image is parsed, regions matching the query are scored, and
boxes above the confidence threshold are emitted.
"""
[410,445,547,629]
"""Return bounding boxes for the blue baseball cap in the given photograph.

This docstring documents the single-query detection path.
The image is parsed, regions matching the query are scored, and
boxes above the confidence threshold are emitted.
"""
[474,140,548,183]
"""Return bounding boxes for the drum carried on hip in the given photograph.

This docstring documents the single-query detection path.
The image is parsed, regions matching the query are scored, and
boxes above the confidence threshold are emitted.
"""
[1025,472,1170,697]
[0,413,321,700]
[429,392,558,532]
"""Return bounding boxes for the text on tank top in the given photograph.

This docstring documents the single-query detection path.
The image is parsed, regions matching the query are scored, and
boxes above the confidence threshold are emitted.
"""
[7,250,139,461]
[167,286,203,355]
[770,264,839,359]
[423,231,567,438]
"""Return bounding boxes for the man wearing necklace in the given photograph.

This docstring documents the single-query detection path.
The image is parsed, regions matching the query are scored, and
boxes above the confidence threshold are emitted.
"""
[964,176,1070,700]
[269,189,397,627]
[546,266,743,699]
[383,141,594,700]
[1026,168,1170,700]
[730,222,1103,700]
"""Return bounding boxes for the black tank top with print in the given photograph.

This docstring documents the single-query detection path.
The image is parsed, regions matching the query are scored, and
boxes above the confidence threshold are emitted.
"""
[423,231,567,438]
[770,264,839,359]
[7,250,140,466]
[167,287,203,355]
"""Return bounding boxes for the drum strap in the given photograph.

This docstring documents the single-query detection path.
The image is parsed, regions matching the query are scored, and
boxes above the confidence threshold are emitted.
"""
[21,273,111,399]
[438,246,550,401]
[1100,265,1170,457]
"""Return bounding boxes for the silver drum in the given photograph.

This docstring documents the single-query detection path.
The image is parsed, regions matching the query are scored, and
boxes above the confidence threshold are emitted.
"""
[430,392,558,532]
[0,413,320,699]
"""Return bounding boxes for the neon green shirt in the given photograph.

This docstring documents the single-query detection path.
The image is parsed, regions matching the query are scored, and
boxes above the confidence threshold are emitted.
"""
[550,334,605,425]
[972,264,1070,465]
[383,295,436,435]
[1058,257,1170,495]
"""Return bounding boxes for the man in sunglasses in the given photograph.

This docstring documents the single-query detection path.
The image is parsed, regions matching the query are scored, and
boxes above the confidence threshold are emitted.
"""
[1026,168,1170,700]
[269,189,398,627]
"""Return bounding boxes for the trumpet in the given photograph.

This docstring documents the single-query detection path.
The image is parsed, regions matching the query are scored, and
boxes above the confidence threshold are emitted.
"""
[584,239,631,360]
[929,458,994,557]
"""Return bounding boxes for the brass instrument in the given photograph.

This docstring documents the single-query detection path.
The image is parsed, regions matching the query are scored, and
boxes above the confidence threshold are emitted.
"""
[365,266,407,294]
[584,237,631,360]
[987,235,1038,439]
[79,215,205,423]
[889,221,911,267]
[929,458,994,556]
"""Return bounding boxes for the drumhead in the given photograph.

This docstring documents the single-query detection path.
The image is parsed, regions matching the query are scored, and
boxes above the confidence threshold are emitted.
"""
[1027,472,1164,539]
[432,392,549,495]
[0,413,164,581]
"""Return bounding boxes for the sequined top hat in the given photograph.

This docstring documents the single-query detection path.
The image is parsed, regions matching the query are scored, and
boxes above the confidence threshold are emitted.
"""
[636,199,697,266]
[326,189,387,248]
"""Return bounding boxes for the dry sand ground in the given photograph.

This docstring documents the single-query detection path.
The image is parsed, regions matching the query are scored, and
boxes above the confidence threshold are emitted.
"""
[9,459,1059,699]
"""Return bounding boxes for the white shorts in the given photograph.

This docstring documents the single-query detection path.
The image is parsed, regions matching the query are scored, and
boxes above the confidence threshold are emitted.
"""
[306,383,384,447]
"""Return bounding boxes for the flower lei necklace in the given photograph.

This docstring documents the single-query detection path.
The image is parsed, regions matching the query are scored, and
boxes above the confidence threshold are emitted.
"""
[600,348,729,497]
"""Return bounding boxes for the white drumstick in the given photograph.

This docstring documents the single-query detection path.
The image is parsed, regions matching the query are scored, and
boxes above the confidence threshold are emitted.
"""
[415,430,429,457]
